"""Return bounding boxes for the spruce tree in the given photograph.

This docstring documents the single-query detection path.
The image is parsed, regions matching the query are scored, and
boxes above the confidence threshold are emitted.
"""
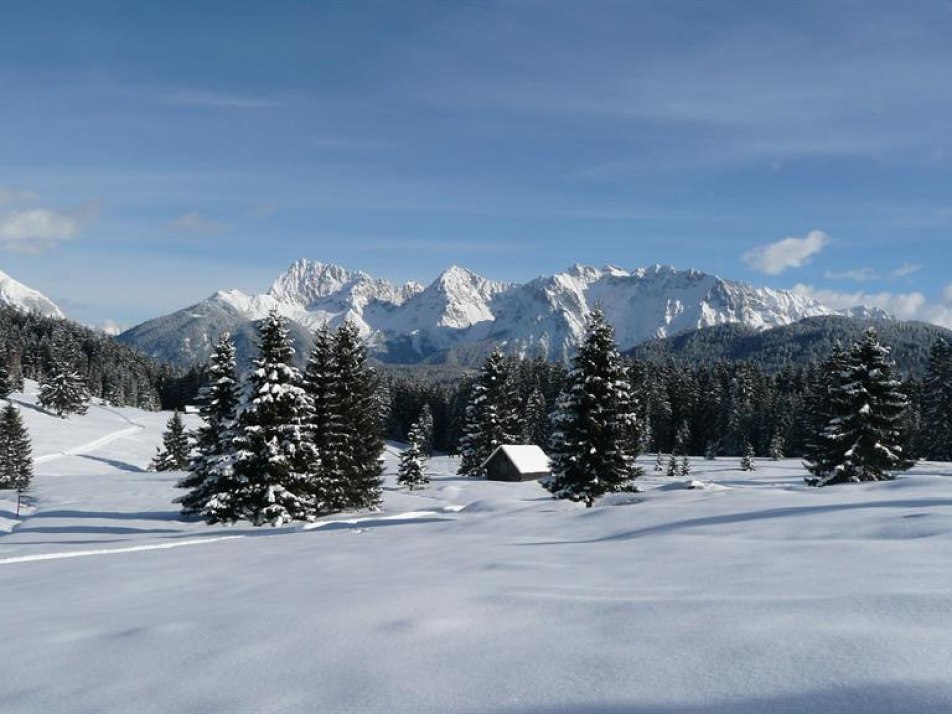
[0,352,12,399]
[805,328,913,486]
[302,324,348,513]
[334,320,384,510]
[769,433,784,461]
[0,403,32,495]
[457,349,520,477]
[802,343,849,475]
[151,411,190,471]
[546,309,640,506]
[680,454,691,478]
[228,312,319,526]
[654,450,664,471]
[397,419,429,491]
[418,403,435,456]
[523,387,549,448]
[740,441,756,471]
[177,334,241,520]
[704,441,717,460]
[922,339,952,460]
[38,339,89,418]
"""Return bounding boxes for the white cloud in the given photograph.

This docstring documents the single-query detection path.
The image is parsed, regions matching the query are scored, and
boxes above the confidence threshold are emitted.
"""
[742,230,830,275]
[171,211,226,234]
[825,267,877,282]
[792,283,952,328]
[0,187,37,206]
[0,202,99,253]
[891,262,922,278]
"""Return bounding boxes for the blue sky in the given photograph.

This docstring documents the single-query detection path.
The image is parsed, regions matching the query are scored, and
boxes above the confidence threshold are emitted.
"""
[2,1,952,327]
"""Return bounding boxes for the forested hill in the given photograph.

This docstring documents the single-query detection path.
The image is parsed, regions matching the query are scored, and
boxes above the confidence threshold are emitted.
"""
[627,316,952,376]
[0,306,200,410]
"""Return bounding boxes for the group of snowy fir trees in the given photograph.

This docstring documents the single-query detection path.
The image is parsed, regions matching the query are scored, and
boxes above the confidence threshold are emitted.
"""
[174,312,385,526]
[458,309,641,506]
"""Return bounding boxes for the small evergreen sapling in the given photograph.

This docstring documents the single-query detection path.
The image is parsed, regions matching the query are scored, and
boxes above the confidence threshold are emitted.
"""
[151,411,190,471]
[0,403,32,516]
[397,420,429,491]
[740,441,756,472]
[654,451,664,471]
[680,454,691,478]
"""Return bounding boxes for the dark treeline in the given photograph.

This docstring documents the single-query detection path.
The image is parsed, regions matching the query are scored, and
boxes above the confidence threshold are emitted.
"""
[383,338,949,462]
[0,305,199,410]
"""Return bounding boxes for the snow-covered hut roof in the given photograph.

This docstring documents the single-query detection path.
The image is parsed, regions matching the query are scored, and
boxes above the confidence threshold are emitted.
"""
[480,445,550,474]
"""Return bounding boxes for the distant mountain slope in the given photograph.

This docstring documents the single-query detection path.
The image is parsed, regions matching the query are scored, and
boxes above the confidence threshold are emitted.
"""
[118,259,851,367]
[0,269,63,318]
[628,315,952,376]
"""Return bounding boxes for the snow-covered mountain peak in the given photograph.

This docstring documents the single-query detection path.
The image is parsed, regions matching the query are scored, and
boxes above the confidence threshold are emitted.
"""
[0,269,64,319]
[121,260,846,367]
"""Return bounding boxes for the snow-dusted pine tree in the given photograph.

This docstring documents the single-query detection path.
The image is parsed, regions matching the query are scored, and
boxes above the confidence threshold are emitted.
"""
[418,403,435,456]
[666,453,680,478]
[334,320,384,510]
[654,450,665,471]
[922,339,952,460]
[546,309,640,506]
[704,441,717,461]
[769,432,784,461]
[0,402,32,492]
[38,341,89,418]
[740,441,755,471]
[0,354,12,399]
[680,454,691,478]
[805,328,913,486]
[177,333,241,520]
[457,349,520,477]
[523,387,549,448]
[151,411,190,471]
[802,342,849,475]
[397,419,429,491]
[228,312,319,525]
[302,324,348,513]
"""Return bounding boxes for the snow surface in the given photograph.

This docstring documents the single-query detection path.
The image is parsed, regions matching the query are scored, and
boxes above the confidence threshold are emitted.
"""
[4,389,952,712]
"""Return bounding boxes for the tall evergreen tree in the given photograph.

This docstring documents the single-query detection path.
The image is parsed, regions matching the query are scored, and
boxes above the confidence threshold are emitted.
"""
[523,387,549,447]
[0,403,32,495]
[38,338,89,418]
[418,403,435,456]
[177,334,241,519]
[546,309,640,506]
[457,349,521,476]
[740,440,756,472]
[921,339,952,460]
[228,312,319,525]
[805,328,913,486]
[302,324,348,512]
[151,411,190,471]
[334,320,384,510]
[397,419,429,491]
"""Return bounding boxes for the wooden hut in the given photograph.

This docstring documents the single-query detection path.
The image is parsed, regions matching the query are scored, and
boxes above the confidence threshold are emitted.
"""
[480,445,550,482]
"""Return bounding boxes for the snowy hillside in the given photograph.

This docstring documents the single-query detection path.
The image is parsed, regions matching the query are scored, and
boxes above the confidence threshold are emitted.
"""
[0,268,63,318]
[118,260,842,366]
[4,387,952,712]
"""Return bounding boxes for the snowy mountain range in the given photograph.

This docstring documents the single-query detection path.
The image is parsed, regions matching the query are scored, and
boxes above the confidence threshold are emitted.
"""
[0,269,63,319]
[116,259,865,367]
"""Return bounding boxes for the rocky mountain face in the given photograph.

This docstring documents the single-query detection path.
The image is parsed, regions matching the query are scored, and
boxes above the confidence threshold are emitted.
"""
[0,269,63,319]
[117,259,849,367]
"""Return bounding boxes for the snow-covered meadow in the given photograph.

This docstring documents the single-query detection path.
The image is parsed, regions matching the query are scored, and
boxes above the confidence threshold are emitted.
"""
[3,386,952,713]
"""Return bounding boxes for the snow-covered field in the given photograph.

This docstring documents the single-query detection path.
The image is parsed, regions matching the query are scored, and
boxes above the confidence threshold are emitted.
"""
[3,386,952,713]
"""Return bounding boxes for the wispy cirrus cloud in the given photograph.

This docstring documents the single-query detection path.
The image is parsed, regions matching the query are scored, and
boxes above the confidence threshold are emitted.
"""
[170,210,227,234]
[0,201,99,253]
[824,262,922,282]
[742,230,830,275]
[163,90,283,109]
[0,186,38,206]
